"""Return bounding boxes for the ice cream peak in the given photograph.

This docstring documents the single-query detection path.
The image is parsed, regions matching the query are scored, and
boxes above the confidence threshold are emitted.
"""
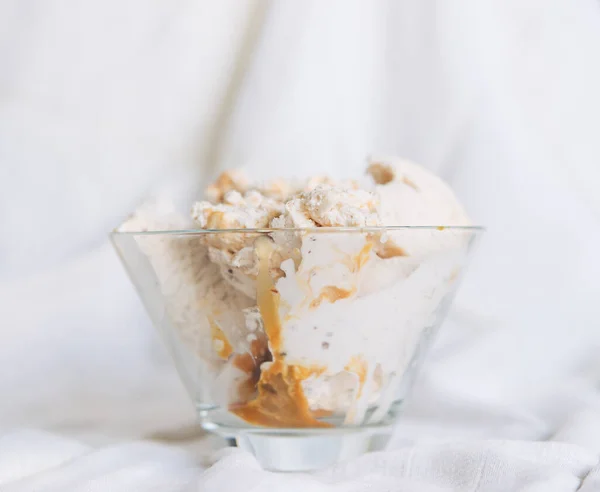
[367,156,471,226]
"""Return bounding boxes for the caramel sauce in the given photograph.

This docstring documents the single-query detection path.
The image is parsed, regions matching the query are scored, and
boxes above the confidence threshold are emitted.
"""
[209,318,233,360]
[232,338,270,374]
[362,233,407,260]
[309,286,356,309]
[335,241,373,274]
[231,337,271,403]
[254,237,283,356]
[353,242,373,272]
[290,247,302,271]
[230,236,333,428]
[231,360,330,427]
[401,176,419,190]
[311,408,334,418]
[344,355,368,398]
[375,242,407,259]
[205,211,226,229]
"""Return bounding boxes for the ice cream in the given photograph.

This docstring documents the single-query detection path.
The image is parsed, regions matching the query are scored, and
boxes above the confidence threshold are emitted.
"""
[117,157,473,428]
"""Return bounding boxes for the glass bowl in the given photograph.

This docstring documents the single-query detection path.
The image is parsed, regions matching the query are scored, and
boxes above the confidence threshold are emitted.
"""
[111,226,483,471]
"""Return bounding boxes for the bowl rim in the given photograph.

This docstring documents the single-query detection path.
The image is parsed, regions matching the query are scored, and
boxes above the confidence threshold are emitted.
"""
[111,225,485,236]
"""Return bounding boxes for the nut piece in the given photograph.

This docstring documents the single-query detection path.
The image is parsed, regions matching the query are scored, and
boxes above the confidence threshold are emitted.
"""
[302,185,381,227]
[205,170,251,203]
[192,190,284,249]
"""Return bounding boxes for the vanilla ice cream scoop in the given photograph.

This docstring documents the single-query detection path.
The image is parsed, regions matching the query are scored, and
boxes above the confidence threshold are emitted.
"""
[117,200,258,366]
[115,156,475,428]
[368,156,471,227]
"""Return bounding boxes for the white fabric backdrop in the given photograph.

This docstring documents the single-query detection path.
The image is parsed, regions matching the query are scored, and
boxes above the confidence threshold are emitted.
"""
[1,0,600,490]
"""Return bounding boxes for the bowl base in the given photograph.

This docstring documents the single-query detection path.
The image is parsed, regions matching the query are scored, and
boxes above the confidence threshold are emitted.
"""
[198,403,399,471]
[234,431,391,472]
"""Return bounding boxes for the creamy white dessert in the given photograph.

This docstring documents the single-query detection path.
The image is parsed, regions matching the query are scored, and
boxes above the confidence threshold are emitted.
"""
[118,157,471,427]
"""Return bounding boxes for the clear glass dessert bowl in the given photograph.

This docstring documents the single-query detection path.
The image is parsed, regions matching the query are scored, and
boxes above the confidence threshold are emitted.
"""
[111,225,483,471]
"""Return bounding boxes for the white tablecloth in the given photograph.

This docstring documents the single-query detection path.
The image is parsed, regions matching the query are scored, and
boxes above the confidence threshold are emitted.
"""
[2,1,600,490]
[2,408,600,491]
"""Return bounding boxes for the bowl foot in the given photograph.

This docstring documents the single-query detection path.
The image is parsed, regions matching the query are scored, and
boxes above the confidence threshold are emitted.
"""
[233,430,391,472]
